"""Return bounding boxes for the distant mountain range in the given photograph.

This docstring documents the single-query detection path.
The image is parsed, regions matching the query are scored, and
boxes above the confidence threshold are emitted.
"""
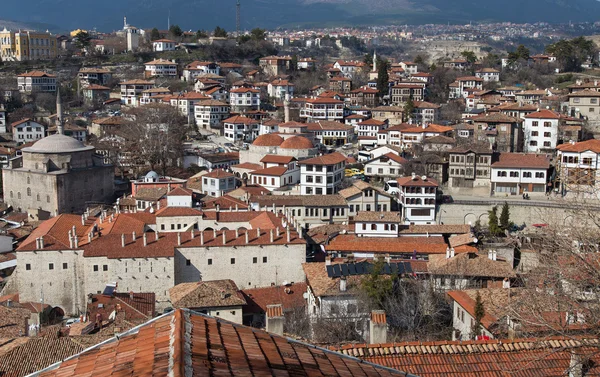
[3,0,600,32]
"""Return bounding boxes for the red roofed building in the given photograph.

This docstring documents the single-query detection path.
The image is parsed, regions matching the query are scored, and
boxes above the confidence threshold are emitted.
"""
[223,115,259,142]
[17,71,57,93]
[299,152,346,195]
[491,152,550,196]
[201,169,236,197]
[556,139,600,198]
[229,87,260,112]
[300,98,345,123]
[364,152,408,179]
[523,109,560,153]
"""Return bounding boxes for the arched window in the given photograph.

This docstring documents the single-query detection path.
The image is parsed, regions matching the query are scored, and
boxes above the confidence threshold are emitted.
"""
[46,195,50,203]
[17,192,21,199]
[9,191,13,198]
[36,194,40,201]
[27,187,31,196]
[371,224,377,230]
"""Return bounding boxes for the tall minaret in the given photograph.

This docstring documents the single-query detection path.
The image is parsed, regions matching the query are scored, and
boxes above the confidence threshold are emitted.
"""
[124,16,127,29]
[284,94,290,123]
[373,49,377,72]
[56,86,64,135]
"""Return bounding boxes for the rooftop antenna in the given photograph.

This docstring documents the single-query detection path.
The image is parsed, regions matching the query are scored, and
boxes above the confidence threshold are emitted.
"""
[168,10,171,30]
[236,0,241,36]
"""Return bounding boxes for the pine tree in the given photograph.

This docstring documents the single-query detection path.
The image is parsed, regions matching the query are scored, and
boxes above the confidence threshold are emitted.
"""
[361,258,393,308]
[471,292,485,339]
[499,201,510,231]
[376,58,389,99]
[150,28,160,41]
[488,206,501,236]
[403,96,415,123]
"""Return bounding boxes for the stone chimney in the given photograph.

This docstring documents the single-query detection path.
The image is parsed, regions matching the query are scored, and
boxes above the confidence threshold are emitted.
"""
[177,232,182,246]
[339,276,347,292]
[265,304,284,336]
[369,310,387,344]
[121,234,126,247]
[222,231,227,244]
[325,256,332,266]
[270,229,274,243]
[245,231,249,244]
[143,233,147,247]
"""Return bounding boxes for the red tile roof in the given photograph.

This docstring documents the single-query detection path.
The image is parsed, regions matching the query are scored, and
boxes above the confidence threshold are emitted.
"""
[242,283,307,314]
[524,109,561,119]
[556,139,600,153]
[332,337,600,377]
[326,234,449,255]
[252,133,284,147]
[17,71,56,78]
[491,153,550,169]
[36,309,405,376]
[260,155,296,164]
[155,207,203,217]
[0,338,84,377]
[223,115,259,124]
[396,175,438,187]
[202,195,249,210]
[203,169,235,178]
[299,152,346,165]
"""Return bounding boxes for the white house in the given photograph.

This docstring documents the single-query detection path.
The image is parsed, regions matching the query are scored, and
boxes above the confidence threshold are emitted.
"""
[491,153,550,196]
[364,153,408,179]
[144,59,178,78]
[354,212,403,238]
[169,92,210,119]
[397,174,438,225]
[250,156,300,191]
[450,76,484,99]
[475,68,500,82]
[11,119,46,144]
[0,105,6,133]
[267,79,294,100]
[413,101,441,125]
[139,87,172,105]
[300,98,345,123]
[399,62,418,75]
[195,100,230,130]
[182,61,221,82]
[333,60,365,79]
[166,187,193,207]
[152,39,176,52]
[230,88,260,113]
[201,169,237,197]
[223,115,260,142]
[556,139,600,199]
[299,152,346,195]
[523,109,560,153]
[356,119,388,138]
[17,71,57,93]
[120,80,155,106]
[306,121,353,147]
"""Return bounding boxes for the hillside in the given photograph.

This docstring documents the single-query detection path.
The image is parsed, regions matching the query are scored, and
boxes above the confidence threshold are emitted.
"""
[2,0,600,32]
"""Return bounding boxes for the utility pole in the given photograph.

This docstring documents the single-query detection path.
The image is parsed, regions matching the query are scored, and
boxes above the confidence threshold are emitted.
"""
[236,0,241,37]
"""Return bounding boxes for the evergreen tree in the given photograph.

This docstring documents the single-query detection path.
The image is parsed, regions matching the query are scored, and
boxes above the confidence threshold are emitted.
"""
[403,96,415,123]
[461,50,477,64]
[488,206,501,236]
[213,26,228,38]
[150,28,160,41]
[361,258,393,308]
[250,28,266,41]
[376,58,389,99]
[73,31,92,50]
[499,201,510,231]
[471,292,485,339]
[169,25,183,37]
[196,30,208,39]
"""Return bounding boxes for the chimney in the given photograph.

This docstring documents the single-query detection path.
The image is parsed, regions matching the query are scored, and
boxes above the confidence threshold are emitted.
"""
[257,228,261,238]
[369,310,387,344]
[216,204,220,212]
[503,277,511,289]
[270,229,274,243]
[450,248,455,258]
[156,232,159,241]
[339,276,347,292]
[121,234,126,247]
[235,204,239,212]
[276,227,280,236]
[222,231,227,244]
[143,233,147,247]
[286,228,291,243]
[191,230,195,239]
[177,232,182,246]
[129,291,134,300]
[411,172,416,180]
[235,228,239,238]
[132,231,136,241]
[69,236,74,249]
[88,233,92,243]
[265,304,284,336]
[81,215,85,225]
[488,249,496,261]
[73,236,79,248]
[40,236,44,248]
[325,256,332,266]
[245,231,249,244]
[200,231,204,245]
[213,229,217,238]
[569,352,584,377]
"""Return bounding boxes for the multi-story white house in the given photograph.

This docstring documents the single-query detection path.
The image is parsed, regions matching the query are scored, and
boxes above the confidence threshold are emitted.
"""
[169,92,210,119]
[144,59,178,78]
[182,61,221,82]
[17,71,57,93]
[201,169,237,197]
[120,80,154,106]
[299,152,346,195]
[223,115,260,142]
[397,174,438,225]
[491,153,550,197]
[300,98,344,122]
[199,86,229,103]
[333,60,365,79]
[556,139,600,198]
[356,119,388,138]
[152,39,176,52]
[523,109,560,153]
[230,88,260,113]
[449,76,483,99]
[413,101,441,125]
[250,155,300,191]
[306,121,353,147]
[11,119,46,144]
[78,68,112,88]
[364,153,408,179]
[475,68,500,82]
[399,62,418,75]
[139,88,172,105]
[354,212,403,237]
[267,79,294,100]
[195,100,230,130]
[390,84,424,105]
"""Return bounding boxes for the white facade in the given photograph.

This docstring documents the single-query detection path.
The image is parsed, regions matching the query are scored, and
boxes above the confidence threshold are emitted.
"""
[250,167,299,191]
[230,89,260,112]
[120,81,154,106]
[267,81,294,100]
[475,69,500,82]
[300,100,344,122]
[145,60,178,78]
[194,101,230,129]
[223,119,259,142]
[399,62,418,75]
[354,221,399,237]
[491,166,548,195]
[364,156,405,178]
[201,173,236,197]
[523,116,559,153]
[17,73,56,93]
[152,39,176,52]
[12,119,46,143]
[0,107,6,133]
[557,145,600,198]
[398,175,437,225]
[452,300,494,341]
[299,156,346,195]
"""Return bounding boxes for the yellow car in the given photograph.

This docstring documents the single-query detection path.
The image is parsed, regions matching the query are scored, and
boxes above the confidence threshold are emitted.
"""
[345,168,364,177]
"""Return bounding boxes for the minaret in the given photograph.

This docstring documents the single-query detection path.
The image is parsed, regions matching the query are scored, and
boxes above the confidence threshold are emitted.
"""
[373,49,377,72]
[284,94,290,123]
[124,16,127,29]
[56,86,64,135]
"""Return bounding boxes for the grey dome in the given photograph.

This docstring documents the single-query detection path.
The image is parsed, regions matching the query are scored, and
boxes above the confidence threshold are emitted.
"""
[145,171,159,179]
[24,134,93,153]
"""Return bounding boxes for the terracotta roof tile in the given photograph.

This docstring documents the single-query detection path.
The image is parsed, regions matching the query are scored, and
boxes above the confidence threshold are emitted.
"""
[241,283,307,314]
[326,234,449,255]
[491,153,550,169]
[298,152,346,165]
[169,280,246,308]
[556,139,600,153]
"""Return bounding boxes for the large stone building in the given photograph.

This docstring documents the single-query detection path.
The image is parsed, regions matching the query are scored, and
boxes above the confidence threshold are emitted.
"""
[3,133,114,215]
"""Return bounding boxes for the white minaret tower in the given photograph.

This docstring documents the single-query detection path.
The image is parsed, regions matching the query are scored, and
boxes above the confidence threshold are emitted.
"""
[373,49,377,72]
[124,16,128,29]
[284,94,290,123]
[56,86,64,135]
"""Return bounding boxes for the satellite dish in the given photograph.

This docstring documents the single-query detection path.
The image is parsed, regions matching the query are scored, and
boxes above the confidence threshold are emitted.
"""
[281,220,287,228]
[149,207,155,213]
[473,237,479,243]
[108,310,117,321]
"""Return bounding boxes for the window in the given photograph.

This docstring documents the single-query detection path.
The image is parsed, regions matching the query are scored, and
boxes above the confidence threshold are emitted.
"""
[583,157,593,165]
[26,263,31,270]
[263,257,267,263]
[523,172,532,178]
[543,141,551,147]
[186,259,191,266]
[543,121,552,127]
[531,131,539,137]
[208,259,212,265]
[231,258,235,264]
[253,257,257,263]
[590,108,595,113]
[544,132,551,137]
[509,171,519,178]
[532,121,538,127]
[103,265,108,271]
[93,265,98,271]
[535,172,545,179]
[161,224,165,230]
[63,263,68,269]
